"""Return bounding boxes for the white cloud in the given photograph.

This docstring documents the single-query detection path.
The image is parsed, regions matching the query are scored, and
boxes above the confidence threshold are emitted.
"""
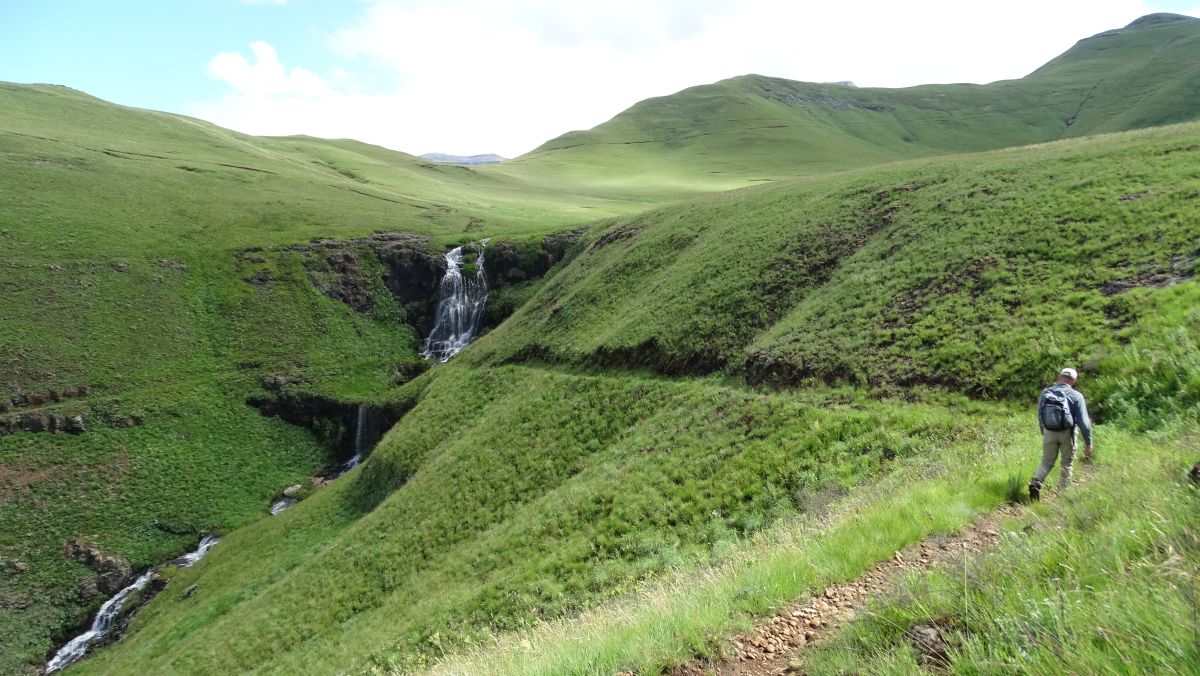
[187,1,1196,157]
[207,42,329,97]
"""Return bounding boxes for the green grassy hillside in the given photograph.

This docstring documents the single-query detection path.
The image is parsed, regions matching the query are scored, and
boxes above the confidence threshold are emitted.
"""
[69,122,1200,674]
[468,122,1200,411]
[0,82,619,673]
[494,13,1200,198]
[2,14,1199,675]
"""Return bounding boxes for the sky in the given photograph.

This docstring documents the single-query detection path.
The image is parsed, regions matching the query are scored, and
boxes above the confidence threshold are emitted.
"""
[3,1,1199,158]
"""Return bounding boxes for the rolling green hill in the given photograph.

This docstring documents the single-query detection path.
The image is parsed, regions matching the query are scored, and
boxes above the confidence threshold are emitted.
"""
[495,13,1200,198]
[68,121,1200,675]
[0,82,626,673]
[1,12,1199,675]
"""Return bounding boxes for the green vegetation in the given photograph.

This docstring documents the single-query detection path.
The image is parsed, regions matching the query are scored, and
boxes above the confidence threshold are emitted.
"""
[802,427,1199,674]
[499,13,1200,198]
[2,13,1199,675]
[468,122,1200,405]
[72,366,998,674]
[68,123,1200,674]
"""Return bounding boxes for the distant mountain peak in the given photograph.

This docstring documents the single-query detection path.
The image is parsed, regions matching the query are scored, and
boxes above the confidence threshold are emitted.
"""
[1126,12,1197,29]
[420,153,507,166]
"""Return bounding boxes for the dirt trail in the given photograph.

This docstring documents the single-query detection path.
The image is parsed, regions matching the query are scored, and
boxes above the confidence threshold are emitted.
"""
[669,503,1025,676]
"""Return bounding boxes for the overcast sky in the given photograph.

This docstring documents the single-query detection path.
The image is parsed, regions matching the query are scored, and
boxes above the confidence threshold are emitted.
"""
[3,1,1199,157]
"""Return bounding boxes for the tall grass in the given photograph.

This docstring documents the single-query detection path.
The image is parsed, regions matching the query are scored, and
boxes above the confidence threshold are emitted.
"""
[802,427,1200,674]
[427,415,1033,675]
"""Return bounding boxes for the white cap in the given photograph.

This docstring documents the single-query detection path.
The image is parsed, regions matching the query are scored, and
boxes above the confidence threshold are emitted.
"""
[1060,367,1078,380]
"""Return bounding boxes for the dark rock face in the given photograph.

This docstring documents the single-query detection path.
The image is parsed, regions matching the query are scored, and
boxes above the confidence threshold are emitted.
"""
[20,411,49,433]
[290,228,585,340]
[376,235,445,335]
[0,411,89,437]
[484,228,586,289]
[63,415,86,434]
[316,251,373,312]
[1189,460,1199,486]
[62,539,134,596]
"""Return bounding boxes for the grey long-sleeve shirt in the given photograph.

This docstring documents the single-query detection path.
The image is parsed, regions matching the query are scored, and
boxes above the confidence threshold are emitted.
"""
[1038,383,1093,445]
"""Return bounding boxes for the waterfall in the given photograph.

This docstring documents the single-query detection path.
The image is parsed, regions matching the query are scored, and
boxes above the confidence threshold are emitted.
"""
[270,498,297,515]
[421,239,490,362]
[340,404,368,472]
[46,536,220,673]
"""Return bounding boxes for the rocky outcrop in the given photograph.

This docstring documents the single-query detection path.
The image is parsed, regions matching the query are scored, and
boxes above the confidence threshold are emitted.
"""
[62,540,134,596]
[246,228,588,341]
[247,382,413,468]
[0,411,88,437]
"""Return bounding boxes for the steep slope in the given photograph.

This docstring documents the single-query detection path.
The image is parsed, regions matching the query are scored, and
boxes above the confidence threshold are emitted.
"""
[493,13,1200,198]
[75,122,1200,674]
[0,82,604,673]
[468,122,1200,406]
[4,14,1199,673]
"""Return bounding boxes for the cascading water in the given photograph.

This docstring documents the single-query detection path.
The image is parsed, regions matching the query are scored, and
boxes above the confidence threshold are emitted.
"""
[46,535,220,673]
[270,498,297,515]
[270,404,371,517]
[421,239,490,362]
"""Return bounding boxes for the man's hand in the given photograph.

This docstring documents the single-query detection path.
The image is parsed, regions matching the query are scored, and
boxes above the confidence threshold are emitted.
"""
[1084,443,1094,461]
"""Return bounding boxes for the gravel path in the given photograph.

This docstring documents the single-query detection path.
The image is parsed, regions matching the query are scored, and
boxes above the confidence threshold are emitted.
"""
[667,503,1024,676]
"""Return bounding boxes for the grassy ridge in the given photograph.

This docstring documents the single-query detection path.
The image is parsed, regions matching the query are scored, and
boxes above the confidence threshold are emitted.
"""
[497,14,1200,197]
[2,14,1199,673]
[0,79,622,672]
[72,122,1200,673]
[467,122,1200,404]
[425,425,1198,675]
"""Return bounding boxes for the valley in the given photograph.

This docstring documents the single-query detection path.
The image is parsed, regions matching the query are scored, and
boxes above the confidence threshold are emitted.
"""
[1,12,1198,676]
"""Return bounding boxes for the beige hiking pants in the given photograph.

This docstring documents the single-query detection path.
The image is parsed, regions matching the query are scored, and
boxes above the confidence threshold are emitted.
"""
[1034,428,1075,490]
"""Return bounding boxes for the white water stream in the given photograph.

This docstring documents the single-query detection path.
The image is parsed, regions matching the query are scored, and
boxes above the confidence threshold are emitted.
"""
[421,239,490,362]
[46,535,220,673]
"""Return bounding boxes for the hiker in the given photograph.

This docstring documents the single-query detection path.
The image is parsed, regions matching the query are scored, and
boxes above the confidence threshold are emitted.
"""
[1029,367,1093,500]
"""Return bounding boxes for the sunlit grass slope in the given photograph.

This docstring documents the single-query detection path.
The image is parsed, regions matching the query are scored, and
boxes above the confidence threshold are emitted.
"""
[494,13,1200,198]
[468,121,1200,410]
[0,81,622,672]
[76,364,1004,675]
[802,426,1199,674]
[79,122,1200,674]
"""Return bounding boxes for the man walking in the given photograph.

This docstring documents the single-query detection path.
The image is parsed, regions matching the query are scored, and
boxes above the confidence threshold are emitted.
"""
[1030,367,1093,500]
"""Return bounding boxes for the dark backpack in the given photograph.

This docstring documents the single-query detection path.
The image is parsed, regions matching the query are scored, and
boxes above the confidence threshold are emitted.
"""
[1039,387,1074,431]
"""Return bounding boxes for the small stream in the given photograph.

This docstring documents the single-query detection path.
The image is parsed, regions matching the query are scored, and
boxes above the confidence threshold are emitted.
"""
[45,536,220,674]
[268,404,372,517]
[48,390,384,670]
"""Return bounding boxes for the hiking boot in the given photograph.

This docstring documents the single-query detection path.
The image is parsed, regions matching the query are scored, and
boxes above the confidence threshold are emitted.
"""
[1028,479,1041,502]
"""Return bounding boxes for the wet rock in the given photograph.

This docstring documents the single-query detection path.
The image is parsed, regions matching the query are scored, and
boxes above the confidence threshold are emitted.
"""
[63,539,134,595]
[76,576,101,602]
[905,623,951,667]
